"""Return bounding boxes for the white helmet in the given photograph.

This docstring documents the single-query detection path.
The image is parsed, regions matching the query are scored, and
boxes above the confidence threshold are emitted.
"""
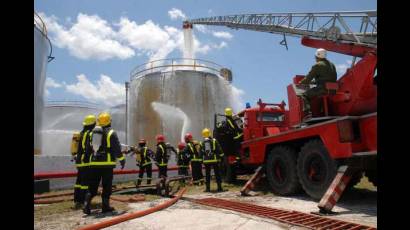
[315,48,327,59]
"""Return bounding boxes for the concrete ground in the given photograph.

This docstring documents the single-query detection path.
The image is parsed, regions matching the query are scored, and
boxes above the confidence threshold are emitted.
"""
[34,176,377,230]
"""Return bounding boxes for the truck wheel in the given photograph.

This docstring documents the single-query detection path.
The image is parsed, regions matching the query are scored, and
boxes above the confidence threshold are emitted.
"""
[266,146,300,195]
[297,140,337,200]
[365,170,377,187]
[221,156,236,183]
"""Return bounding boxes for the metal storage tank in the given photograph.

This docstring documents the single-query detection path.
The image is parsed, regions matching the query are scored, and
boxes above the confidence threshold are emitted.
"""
[34,12,53,155]
[40,101,126,156]
[128,58,236,149]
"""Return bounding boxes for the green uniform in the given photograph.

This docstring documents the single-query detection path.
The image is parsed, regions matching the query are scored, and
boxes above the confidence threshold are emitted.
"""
[300,58,337,112]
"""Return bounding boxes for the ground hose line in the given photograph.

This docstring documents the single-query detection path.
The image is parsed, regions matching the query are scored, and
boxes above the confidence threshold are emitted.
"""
[34,197,74,204]
[110,195,145,203]
[76,187,187,230]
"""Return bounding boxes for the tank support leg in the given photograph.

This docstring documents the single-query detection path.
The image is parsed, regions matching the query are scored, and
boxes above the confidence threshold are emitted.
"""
[317,165,353,214]
[240,166,265,196]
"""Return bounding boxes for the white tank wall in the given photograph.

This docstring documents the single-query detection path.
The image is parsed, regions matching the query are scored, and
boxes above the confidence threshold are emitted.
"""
[40,105,126,156]
[34,26,51,154]
[129,70,235,149]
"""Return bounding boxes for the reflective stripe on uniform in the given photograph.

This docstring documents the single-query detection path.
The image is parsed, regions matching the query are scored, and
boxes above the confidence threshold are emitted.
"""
[203,159,218,163]
[189,143,201,161]
[89,129,116,166]
[74,184,81,188]
[158,163,167,166]
[106,129,114,163]
[143,162,152,166]
[178,165,189,168]
[191,159,202,162]
[234,133,243,139]
[80,185,89,190]
[159,145,165,165]
[228,119,243,139]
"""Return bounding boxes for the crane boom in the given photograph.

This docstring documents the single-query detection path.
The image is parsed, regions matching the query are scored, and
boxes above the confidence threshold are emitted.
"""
[187,11,377,47]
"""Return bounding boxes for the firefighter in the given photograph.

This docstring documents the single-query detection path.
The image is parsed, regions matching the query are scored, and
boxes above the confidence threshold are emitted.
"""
[155,134,168,178]
[73,114,96,209]
[185,133,204,185]
[200,128,224,192]
[177,142,190,176]
[131,139,154,187]
[83,112,126,215]
[225,107,243,163]
[300,48,337,117]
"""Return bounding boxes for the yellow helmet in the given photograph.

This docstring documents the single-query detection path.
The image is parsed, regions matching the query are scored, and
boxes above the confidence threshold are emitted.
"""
[202,128,211,138]
[83,114,96,126]
[97,112,111,127]
[225,107,233,116]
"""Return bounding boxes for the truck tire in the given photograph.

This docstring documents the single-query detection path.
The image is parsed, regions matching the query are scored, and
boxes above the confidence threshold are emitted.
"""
[221,156,236,183]
[297,140,337,200]
[365,170,377,187]
[266,146,300,195]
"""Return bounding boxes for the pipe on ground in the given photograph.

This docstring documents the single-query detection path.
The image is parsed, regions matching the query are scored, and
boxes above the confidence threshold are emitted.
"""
[110,195,145,203]
[34,167,179,180]
[77,187,187,230]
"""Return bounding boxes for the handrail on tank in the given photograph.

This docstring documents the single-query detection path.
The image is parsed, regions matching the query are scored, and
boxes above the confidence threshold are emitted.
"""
[130,58,228,81]
[45,100,105,109]
[34,11,54,62]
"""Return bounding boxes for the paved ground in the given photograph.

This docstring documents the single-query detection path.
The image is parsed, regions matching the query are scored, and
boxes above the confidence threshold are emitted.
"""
[34,177,377,230]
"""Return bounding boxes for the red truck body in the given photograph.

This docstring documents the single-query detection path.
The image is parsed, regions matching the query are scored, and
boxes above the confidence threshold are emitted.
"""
[222,37,377,199]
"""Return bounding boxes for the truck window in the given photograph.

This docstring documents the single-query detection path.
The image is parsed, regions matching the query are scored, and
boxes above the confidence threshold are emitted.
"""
[257,112,285,122]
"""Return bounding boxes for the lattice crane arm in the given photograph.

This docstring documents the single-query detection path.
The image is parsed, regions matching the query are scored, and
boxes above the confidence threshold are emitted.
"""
[186,11,377,48]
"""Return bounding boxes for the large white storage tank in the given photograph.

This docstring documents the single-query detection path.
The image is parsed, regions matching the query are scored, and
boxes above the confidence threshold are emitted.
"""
[34,12,53,155]
[128,59,236,149]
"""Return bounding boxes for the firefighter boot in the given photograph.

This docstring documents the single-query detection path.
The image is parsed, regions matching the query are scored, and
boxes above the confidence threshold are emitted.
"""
[102,197,115,213]
[204,183,211,192]
[82,193,92,215]
[217,183,223,192]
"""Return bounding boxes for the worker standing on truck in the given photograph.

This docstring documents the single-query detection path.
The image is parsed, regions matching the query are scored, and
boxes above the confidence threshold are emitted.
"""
[83,112,126,215]
[155,135,168,179]
[300,48,337,117]
[185,133,204,185]
[73,114,96,209]
[225,107,243,163]
[131,139,154,187]
[200,128,224,192]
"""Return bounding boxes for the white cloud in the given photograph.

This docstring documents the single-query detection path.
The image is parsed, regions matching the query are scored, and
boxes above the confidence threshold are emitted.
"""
[212,31,233,40]
[65,74,125,106]
[336,60,352,75]
[39,12,230,62]
[195,25,209,33]
[168,8,187,20]
[39,12,135,60]
[117,18,180,62]
[45,78,62,88]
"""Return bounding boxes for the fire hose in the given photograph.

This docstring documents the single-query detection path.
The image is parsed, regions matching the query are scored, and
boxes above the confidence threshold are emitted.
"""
[34,167,180,180]
[76,187,187,230]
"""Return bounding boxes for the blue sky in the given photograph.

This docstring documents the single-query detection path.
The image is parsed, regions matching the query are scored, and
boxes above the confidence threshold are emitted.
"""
[35,0,376,109]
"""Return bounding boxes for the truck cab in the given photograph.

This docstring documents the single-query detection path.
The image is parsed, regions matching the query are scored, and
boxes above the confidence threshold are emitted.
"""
[236,99,289,166]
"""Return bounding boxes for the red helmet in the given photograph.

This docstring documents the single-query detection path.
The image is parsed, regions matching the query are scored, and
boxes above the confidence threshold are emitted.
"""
[156,134,165,143]
[184,133,193,142]
[138,139,146,145]
[177,142,186,150]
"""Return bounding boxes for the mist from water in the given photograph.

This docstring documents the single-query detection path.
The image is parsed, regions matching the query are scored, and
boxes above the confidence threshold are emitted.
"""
[151,101,191,142]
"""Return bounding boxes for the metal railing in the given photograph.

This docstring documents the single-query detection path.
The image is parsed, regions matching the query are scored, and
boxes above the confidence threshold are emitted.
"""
[45,100,105,109]
[34,11,54,62]
[130,58,227,81]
